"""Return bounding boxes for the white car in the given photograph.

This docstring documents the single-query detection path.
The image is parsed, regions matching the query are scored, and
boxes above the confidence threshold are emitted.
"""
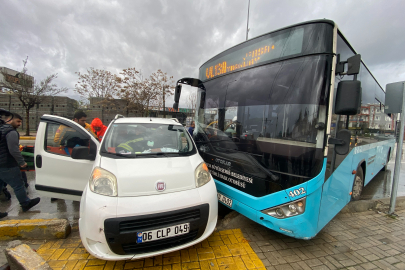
[34,115,218,260]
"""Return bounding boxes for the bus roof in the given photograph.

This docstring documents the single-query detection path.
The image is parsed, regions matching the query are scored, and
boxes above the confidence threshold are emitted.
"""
[199,19,385,94]
[199,19,336,69]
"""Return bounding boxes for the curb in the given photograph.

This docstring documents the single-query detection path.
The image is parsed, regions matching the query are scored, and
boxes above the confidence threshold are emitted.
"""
[5,243,51,270]
[0,219,71,241]
[19,137,36,140]
[218,196,405,230]
[341,196,405,213]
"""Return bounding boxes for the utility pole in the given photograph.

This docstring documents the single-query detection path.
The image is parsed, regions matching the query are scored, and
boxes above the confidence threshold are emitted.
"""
[385,81,405,215]
[246,0,250,41]
[389,82,405,214]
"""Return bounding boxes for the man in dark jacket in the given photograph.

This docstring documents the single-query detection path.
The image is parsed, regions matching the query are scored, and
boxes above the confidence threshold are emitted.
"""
[0,113,40,218]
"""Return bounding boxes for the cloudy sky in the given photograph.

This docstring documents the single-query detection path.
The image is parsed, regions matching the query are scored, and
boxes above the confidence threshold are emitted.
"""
[1,0,405,107]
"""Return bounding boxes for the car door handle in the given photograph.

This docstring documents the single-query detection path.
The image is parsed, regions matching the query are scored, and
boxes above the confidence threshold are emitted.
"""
[36,155,42,168]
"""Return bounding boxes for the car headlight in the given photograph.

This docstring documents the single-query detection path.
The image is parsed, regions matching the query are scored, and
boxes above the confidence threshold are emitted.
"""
[261,197,306,219]
[195,162,211,187]
[89,167,118,196]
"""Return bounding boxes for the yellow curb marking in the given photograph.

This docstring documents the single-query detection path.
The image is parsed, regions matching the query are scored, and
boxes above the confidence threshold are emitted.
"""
[36,229,265,269]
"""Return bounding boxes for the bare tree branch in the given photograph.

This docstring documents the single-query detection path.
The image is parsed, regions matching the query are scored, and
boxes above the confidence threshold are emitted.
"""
[0,60,67,135]
[149,69,175,117]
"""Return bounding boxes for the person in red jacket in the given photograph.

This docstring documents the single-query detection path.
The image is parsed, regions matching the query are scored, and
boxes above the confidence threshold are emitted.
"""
[91,118,107,142]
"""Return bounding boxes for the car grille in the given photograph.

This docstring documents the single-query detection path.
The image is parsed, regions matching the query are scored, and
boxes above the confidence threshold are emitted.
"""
[119,209,200,233]
[104,204,209,255]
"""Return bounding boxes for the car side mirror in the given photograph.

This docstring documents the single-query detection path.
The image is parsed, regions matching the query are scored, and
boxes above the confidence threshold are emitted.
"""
[71,146,93,160]
[328,129,351,155]
[335,80,362,115]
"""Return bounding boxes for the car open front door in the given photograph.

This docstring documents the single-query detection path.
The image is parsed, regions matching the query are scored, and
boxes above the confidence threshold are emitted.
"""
[34,114,99,201]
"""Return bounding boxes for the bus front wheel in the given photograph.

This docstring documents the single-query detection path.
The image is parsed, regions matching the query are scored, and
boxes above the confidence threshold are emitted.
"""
[351,166,364,201]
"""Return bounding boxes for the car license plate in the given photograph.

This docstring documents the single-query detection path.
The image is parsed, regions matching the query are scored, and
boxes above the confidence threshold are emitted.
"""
[218,193,233,207]
[136,223,190,243]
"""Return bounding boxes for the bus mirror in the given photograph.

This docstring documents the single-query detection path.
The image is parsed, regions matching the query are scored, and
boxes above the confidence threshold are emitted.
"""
[174,84,182,103]
[200,92,206,109]
[173,102,179,110]
[335,80,361,115]
[347,54,361,75]
[334,129,351,155]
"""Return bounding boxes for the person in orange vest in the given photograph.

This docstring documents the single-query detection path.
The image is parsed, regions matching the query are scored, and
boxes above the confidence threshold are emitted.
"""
[91,118,107,142]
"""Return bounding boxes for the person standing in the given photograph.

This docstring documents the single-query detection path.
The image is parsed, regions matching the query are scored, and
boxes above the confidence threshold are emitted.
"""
[188,121,195,136]
[54,110,96,144]
[51,110,96,201]
[0,113,40,217]
[91,118,107,142]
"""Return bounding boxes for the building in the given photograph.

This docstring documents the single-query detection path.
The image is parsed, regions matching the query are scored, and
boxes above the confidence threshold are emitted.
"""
[348,103,395,133]
[0,93,77,131]
[86,97,195,126]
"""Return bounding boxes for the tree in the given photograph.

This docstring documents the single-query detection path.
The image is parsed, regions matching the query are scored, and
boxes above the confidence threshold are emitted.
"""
[0,57,67,135]
[118,68,158,117]
[75,68,121,120]
[150,70,175,117]
[75,68,120,100]
[187,92,198,113]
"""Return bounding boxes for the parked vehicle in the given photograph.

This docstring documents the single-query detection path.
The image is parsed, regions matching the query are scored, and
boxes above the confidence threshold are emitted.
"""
[34,115,218,260]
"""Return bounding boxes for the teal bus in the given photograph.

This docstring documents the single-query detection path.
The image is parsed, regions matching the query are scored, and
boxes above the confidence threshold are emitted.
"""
[174,20,395,239]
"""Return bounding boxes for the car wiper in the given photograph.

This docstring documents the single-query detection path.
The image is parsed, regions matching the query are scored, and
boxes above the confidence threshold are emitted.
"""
[101,151,137,158]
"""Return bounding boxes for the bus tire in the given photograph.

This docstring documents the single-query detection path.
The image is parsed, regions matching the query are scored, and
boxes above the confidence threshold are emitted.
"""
[351,166,364,201]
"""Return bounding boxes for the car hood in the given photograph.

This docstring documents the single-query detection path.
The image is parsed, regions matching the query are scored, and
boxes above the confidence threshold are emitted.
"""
[100,154,202,197]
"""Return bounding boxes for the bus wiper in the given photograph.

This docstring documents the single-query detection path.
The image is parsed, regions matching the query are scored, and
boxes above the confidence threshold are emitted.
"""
[197,139,235,144]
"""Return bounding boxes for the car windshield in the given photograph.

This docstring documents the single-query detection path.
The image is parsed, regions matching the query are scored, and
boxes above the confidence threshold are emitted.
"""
[101,123,195,157]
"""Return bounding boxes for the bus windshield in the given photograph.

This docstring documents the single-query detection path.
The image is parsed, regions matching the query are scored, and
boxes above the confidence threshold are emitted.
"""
[195,55,331,196]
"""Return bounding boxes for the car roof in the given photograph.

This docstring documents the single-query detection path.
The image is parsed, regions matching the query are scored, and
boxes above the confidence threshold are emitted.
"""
[113,117,183,126]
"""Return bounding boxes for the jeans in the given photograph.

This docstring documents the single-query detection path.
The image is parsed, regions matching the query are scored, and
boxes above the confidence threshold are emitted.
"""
[0,167,30,206]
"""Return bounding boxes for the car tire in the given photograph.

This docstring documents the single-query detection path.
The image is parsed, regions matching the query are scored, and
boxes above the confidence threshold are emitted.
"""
[351,166,364,201]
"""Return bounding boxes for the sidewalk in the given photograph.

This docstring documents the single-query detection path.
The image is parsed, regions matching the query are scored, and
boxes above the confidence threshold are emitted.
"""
[18,131,36,140]
[226,207,405,270]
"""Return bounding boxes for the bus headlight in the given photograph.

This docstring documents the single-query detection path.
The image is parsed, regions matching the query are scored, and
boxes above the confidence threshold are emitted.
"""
[89,167,118,196]
[261,197,306,219]
[195,162,211,187]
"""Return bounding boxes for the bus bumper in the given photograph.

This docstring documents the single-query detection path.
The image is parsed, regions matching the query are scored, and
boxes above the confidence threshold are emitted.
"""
[216,181,321,239]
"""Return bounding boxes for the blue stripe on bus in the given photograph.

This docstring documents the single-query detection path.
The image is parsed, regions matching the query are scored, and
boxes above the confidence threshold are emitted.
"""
[215,139,395,239]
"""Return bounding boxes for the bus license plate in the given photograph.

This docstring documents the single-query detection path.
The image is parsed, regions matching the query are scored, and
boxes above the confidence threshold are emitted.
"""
[218,193,233,207]
[136,223,190,243]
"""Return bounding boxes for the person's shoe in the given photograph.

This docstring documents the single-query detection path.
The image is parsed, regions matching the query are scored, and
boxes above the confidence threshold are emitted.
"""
[51,198,58,202]
[21,197,40,212]
[0,212,7,219]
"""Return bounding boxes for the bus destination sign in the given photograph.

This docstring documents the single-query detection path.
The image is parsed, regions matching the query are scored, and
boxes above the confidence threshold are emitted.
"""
[199,27,304,81]
[204,44,276,80]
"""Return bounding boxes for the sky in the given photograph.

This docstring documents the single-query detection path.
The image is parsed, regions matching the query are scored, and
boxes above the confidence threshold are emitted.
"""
[1,0,405,107]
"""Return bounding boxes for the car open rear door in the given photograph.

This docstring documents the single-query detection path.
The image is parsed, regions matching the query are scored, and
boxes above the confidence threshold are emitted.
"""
[34,114,99,201]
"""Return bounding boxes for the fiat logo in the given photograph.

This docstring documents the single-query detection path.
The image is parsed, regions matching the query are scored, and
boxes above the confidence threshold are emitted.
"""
[155,181,166,192]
